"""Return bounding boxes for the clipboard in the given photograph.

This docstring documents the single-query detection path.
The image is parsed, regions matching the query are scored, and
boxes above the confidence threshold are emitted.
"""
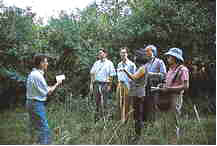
[150,87,160,92]
[56,74,66,82]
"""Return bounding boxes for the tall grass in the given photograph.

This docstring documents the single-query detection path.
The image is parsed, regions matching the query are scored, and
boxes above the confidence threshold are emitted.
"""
[0,93,215,144]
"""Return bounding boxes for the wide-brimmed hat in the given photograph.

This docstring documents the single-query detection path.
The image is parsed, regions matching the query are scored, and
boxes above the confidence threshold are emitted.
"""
[144,45,157,57]
[164,48,184,62]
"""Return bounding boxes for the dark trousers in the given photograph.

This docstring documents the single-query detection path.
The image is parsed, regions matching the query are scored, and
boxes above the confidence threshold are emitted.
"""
[133,96,155,136]
[133,97,145,136]
[93,82,110,121]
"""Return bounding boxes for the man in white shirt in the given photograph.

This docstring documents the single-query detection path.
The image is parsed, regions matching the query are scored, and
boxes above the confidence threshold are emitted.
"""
[90,48,116,121]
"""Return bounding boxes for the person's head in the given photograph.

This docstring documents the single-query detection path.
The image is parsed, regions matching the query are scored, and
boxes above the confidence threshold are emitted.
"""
[144,45,157,57]
[164,48,184,66]
[33,54,49,71]
[192,64,198,73]
[98,48,107,60]
[134,48,148,65]
[119,47,128,61]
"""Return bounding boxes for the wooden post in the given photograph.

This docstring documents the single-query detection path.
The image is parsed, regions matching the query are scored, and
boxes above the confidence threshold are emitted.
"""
[193,104,200,123]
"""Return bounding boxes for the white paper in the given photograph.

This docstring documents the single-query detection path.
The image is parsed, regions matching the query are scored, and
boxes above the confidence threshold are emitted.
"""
[56,74,66,82]
[150,87,160,92]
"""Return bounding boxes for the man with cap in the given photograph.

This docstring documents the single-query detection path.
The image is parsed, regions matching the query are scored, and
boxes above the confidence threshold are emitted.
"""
[143,45,167,120]
[154,48,189,140]
[144,45,167,78]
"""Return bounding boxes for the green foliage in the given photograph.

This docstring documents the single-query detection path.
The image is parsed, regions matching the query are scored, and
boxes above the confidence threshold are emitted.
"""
[0,6,35,51]
[0,67,26,82]
[0,1,215,144]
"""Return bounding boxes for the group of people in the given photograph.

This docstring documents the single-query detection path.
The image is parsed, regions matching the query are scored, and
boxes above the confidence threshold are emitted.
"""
[90,45,189,139]
[25,45,189,144]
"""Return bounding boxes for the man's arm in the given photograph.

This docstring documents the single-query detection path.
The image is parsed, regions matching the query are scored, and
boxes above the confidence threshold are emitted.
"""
[107,62,116,91]
[48,81,62,95]
[123,66,146,80]
[89,62,97,93]
[35,76,62,96]
[159,59,167,74]
[162,80,189,93]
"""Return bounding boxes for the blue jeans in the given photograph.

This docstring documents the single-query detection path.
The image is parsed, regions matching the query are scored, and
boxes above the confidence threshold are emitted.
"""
[26,99,51,144]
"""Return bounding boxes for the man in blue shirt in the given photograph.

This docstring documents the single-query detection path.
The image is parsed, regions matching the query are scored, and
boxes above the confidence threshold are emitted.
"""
[116,47,137,123]
[143,45,167,122]
[26,54,62,144]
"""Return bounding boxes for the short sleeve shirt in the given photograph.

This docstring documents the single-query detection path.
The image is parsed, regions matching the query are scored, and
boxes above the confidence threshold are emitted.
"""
[90,58,116,82]
[117,59,137,89]
[166,65,189,87]
[146,57,167,75]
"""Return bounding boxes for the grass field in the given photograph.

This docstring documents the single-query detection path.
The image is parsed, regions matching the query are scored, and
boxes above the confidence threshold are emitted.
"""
[0,96,215,145]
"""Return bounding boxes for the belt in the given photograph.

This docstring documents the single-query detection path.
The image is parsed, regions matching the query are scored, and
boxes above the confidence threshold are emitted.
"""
[27,98,45,102]
[118,81,125,84]
[94,81,110,84]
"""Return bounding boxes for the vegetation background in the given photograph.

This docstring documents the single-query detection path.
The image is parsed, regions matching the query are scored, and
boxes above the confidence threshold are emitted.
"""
[0,0,215,144]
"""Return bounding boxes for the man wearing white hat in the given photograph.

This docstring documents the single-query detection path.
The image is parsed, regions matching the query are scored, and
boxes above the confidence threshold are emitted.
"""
[143,45,167,121]
[155,47,189,140]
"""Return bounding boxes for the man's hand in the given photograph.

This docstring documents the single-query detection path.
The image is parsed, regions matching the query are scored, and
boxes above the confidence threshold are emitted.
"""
[107,85,112,92]
[48,80,62,95]
[118,68,126,72]
[57,80,62,86]
[157,83,165,88]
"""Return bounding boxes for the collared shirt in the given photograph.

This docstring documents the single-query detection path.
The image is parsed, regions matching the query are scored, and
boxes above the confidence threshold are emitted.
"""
[117,59,137,89]
[166,65,189,87]
[146,57,167,87]
[26,68,49,101]
[146,57,167,75]
[90,58,116,82]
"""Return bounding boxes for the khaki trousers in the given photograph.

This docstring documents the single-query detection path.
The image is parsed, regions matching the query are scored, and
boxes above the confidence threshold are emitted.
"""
[116,82,132,122]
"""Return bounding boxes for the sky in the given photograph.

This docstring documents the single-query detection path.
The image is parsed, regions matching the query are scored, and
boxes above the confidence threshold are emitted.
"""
[3,0,101,19]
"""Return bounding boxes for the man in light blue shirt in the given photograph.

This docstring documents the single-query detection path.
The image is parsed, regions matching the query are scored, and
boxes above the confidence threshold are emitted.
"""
[26,68,50,101]
[145,45,167,81]
[143,44,167,122]
[26,54,62,144]
[90,48,116,121]
[116,47,137,122]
